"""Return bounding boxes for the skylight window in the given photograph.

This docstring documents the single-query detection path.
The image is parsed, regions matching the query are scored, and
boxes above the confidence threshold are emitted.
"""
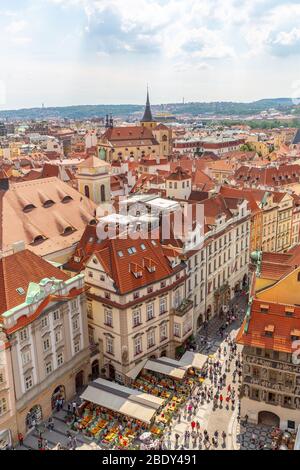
[118,251,124,257]
[16,287,25,295]
[128,247,137,255]
[151,240,157,246]
[141,244,147,251]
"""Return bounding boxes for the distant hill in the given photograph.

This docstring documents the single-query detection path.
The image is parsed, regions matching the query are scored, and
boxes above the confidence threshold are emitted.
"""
[0,98,298,120]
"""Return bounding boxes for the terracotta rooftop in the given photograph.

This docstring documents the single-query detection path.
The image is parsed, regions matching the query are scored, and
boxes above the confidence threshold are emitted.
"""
[236,299,300,353]
[0,177,97,257]
[0,249,69,315]
[66,226,183,294]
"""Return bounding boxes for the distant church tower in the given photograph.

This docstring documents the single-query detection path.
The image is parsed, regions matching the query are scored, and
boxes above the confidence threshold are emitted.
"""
[140,87,156,130]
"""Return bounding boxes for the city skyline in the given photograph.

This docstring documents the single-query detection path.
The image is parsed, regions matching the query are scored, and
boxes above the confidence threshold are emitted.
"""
[1,0,300,109]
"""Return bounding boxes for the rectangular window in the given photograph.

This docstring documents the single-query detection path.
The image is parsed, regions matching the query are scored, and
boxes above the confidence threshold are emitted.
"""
[57,353,64,367]
[160,324,168,341]
[134,337,143,356]
[74,340,80,354]
[0,372,4,384]
[147,330,155,349]
[46,362,52,375]
[43,338,51,352]
[41,317,48,329]
[25,375,33,391]
[106,337,114,355]
[133,309,141,327]
[55,330,62,344]
[174,323,181,337]
[53,310,60,322]
[71,300,77,311]
[146,303,155,321]
[0,398,8,416]
[159,297,167,315]
[105,309,113,327]
[19,328,28,342]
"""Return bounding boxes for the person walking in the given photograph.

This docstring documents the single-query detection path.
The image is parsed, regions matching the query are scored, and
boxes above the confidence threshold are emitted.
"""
[18,433,24,447]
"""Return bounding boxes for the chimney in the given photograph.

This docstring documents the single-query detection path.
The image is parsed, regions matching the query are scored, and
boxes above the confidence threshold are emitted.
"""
[12,241,26,254]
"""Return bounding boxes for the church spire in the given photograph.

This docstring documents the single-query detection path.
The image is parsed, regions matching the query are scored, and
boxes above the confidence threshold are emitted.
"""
[141,86,155,123]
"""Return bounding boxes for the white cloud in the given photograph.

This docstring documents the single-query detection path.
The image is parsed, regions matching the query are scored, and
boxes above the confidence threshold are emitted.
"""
[5,19,27,34]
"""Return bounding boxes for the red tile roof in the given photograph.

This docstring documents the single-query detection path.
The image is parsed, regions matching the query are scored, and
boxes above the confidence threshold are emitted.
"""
[236,299,300,353]
[66,226,181,294]
[0,249,69,315]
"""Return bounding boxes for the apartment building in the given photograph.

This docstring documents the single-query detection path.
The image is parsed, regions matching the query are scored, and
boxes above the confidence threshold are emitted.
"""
[237,252,300,430]
[0,248,90,440]
[176,194,251,330]
[65,228,192,384]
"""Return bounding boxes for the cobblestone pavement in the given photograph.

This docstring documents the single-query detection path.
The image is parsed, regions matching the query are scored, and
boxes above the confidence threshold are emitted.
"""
[167,326,243,451]
[237,423,273,450]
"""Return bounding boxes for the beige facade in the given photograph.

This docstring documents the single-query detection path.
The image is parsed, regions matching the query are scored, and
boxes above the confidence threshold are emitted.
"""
[84,256,192,384]
[187,201,251,330]
[77,156,111,205]
[1,274,90,440]
[276,194,293,252]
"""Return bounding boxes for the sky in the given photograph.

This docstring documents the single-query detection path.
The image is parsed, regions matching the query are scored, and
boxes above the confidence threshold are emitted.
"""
[1,0,300,109]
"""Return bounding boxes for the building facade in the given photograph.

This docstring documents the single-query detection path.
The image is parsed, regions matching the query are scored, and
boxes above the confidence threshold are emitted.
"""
[0,249,90,440]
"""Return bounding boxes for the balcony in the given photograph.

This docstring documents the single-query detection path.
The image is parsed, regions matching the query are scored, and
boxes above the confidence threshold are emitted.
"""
[89,342,100,358]
[171,299,193,317]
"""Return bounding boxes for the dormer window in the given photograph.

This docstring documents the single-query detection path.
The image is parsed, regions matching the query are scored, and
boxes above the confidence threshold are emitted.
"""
[23,204,36,213]
[264,325,274,337]
[61,195,73,204]
[260,304,269,314]
[63,226,75,236]
[43,199,55,208]
[291,329,300,341]
[32,235,46,246]
[285,307,294,317]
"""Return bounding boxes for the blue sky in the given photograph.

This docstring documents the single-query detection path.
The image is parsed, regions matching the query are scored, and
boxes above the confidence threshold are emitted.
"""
[1,0,300,109]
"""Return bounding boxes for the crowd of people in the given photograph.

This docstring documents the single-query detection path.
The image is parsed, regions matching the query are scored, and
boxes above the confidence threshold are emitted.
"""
[162,333,243,450]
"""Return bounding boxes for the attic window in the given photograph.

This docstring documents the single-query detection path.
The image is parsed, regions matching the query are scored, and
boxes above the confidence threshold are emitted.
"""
[151,240,157,246]
[61,195,73,204]
[285,307,294,317]
[23,204,36,213]
[260,304,269,313]
[43,199,55,208]
[291,329,300,341]
[16,287,25,295]
[63,226,75,236]
[128,247,137,255]
[264,325,274,337]
[117,251,124,257]
[32,235,46,246]
[141,244,146,251]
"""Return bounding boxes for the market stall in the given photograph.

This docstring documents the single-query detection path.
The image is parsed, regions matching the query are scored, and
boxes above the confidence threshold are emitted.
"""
[74,378,165,449]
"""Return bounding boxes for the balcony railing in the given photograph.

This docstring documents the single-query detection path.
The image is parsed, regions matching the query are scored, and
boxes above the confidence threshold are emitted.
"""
[172,299,193,317]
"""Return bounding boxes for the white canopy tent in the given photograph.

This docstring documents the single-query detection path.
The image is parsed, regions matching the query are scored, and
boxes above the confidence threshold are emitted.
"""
[179,351,208,370]
[126,353,208,381]
[80,378,164,425]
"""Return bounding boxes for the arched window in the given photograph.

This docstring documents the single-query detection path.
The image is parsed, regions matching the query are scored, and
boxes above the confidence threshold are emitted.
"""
[101,185,106,202]
[84,185,90,198]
